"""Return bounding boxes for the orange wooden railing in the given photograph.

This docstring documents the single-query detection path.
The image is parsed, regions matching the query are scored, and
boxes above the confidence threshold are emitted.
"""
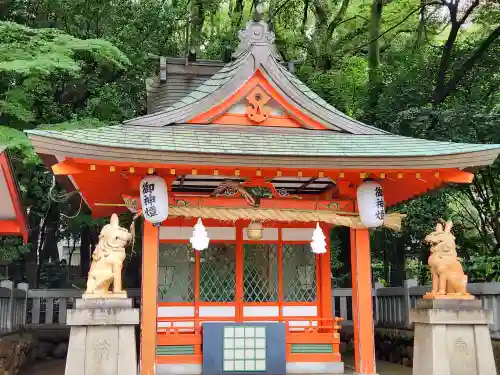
[156,316,343,336]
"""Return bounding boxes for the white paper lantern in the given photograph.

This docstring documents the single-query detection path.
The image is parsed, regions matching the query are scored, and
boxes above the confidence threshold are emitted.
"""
[357,179,385,228]
[140,175,169,225]
[311,222,327,254]
[190,218,210,251]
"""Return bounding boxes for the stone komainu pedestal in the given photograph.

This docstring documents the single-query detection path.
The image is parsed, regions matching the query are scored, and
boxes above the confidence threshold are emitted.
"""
[410,299,497,375]
[65,298,139,375]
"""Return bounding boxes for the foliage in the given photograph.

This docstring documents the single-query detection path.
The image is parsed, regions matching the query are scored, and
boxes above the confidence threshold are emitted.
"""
[463,255,500,283]
[0,21,130,129]
[330,229,347,288]
[405,258,429,284]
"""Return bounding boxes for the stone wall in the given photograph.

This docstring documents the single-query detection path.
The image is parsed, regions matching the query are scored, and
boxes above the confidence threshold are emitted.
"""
[340,327,500,371]
[30,329,69,362]
[0,332,37,375]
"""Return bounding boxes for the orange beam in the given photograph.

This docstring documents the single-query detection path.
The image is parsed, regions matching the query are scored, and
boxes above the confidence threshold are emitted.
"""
[66,157,461,181]
[157,335,201,346]
[287,353,341,362]
[0,153,28,243]
[278,228,284,321]
[350,228,376,375]
[67,158,351,180]
[0,220,21,236]
[319,223,333,321]
[181,196,351,211]
[439,170,474,184]
[51,159,86,175]
[286,334,340,344]
[235,223,244,322]
[93,197,355,215]
[171,196,354,212]
[140,222,159,375]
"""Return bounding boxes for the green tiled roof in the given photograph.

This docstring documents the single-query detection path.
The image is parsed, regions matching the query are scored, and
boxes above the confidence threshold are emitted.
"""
[26,124,500,157]
[275,64,383,134]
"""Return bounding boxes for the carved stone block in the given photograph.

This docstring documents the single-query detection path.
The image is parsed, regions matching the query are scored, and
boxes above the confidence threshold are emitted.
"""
[410,300,496,375]
[64,298,139,375]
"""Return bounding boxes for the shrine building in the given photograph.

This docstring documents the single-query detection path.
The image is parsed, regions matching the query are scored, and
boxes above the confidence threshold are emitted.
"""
[0,148,28,243]
[26,20,500,375]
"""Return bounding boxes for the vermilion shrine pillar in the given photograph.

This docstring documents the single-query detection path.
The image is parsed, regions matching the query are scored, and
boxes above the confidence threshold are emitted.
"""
[350,228,376,375]
[140,221,159,375]
[319,223,333,319]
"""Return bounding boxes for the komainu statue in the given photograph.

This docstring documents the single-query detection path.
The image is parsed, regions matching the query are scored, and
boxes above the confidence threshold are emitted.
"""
[83,214,132,299]
[423,220,474,299]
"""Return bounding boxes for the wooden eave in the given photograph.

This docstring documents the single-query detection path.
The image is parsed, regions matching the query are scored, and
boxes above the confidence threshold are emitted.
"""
[27,136,499,218]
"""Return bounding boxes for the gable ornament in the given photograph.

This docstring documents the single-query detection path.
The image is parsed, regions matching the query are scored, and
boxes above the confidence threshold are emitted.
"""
[246,87,270,123]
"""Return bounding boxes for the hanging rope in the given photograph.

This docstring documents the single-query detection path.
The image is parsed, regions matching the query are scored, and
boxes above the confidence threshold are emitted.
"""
[167,206,405,231]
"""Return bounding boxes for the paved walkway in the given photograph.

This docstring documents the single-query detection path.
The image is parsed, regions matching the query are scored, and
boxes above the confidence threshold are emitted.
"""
[344,355,412,375]
[21,358,412,375]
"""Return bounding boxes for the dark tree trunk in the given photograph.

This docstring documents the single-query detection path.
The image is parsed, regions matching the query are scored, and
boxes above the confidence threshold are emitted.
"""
[231,0,244,30]
[80,225,91,278]
[419,240,431,285]
[190,0,205,52]
[433,25,500,105]
[25,213,41,288]
[334,226,351,288]
[90,224,100,255]
[432,23,460,106]
[383,233,389,283]
[389,237,405,286]
[366,0,383,122]
[40,203,60,263]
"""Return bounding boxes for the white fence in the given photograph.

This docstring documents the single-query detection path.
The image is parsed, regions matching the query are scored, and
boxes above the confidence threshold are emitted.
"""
[26,288,141,327]
[332,280,500,338]
[0,281,498,338]
[0,281,28,333]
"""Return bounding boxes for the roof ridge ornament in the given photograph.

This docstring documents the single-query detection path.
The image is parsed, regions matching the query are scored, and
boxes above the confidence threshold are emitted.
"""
[234,20,283,61]
[253,0,265,21]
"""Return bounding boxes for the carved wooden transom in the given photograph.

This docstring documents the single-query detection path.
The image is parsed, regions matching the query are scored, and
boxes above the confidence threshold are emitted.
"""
[246,87,270,123]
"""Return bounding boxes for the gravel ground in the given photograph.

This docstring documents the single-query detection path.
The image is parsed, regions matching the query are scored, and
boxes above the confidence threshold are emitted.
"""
[20,357,412,375]
[19,359,66,375]
[343,354,412,375]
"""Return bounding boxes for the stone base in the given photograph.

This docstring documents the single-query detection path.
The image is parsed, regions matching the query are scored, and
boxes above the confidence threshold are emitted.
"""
[156,362,345,375]
[410,299,497,375]
[82,291,128,299]
[64,298,139,375]
[286,361,344,374]
[157,364,202,375]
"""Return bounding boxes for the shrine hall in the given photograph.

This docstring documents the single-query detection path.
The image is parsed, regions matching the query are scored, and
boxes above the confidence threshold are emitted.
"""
[26,19,500,375]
